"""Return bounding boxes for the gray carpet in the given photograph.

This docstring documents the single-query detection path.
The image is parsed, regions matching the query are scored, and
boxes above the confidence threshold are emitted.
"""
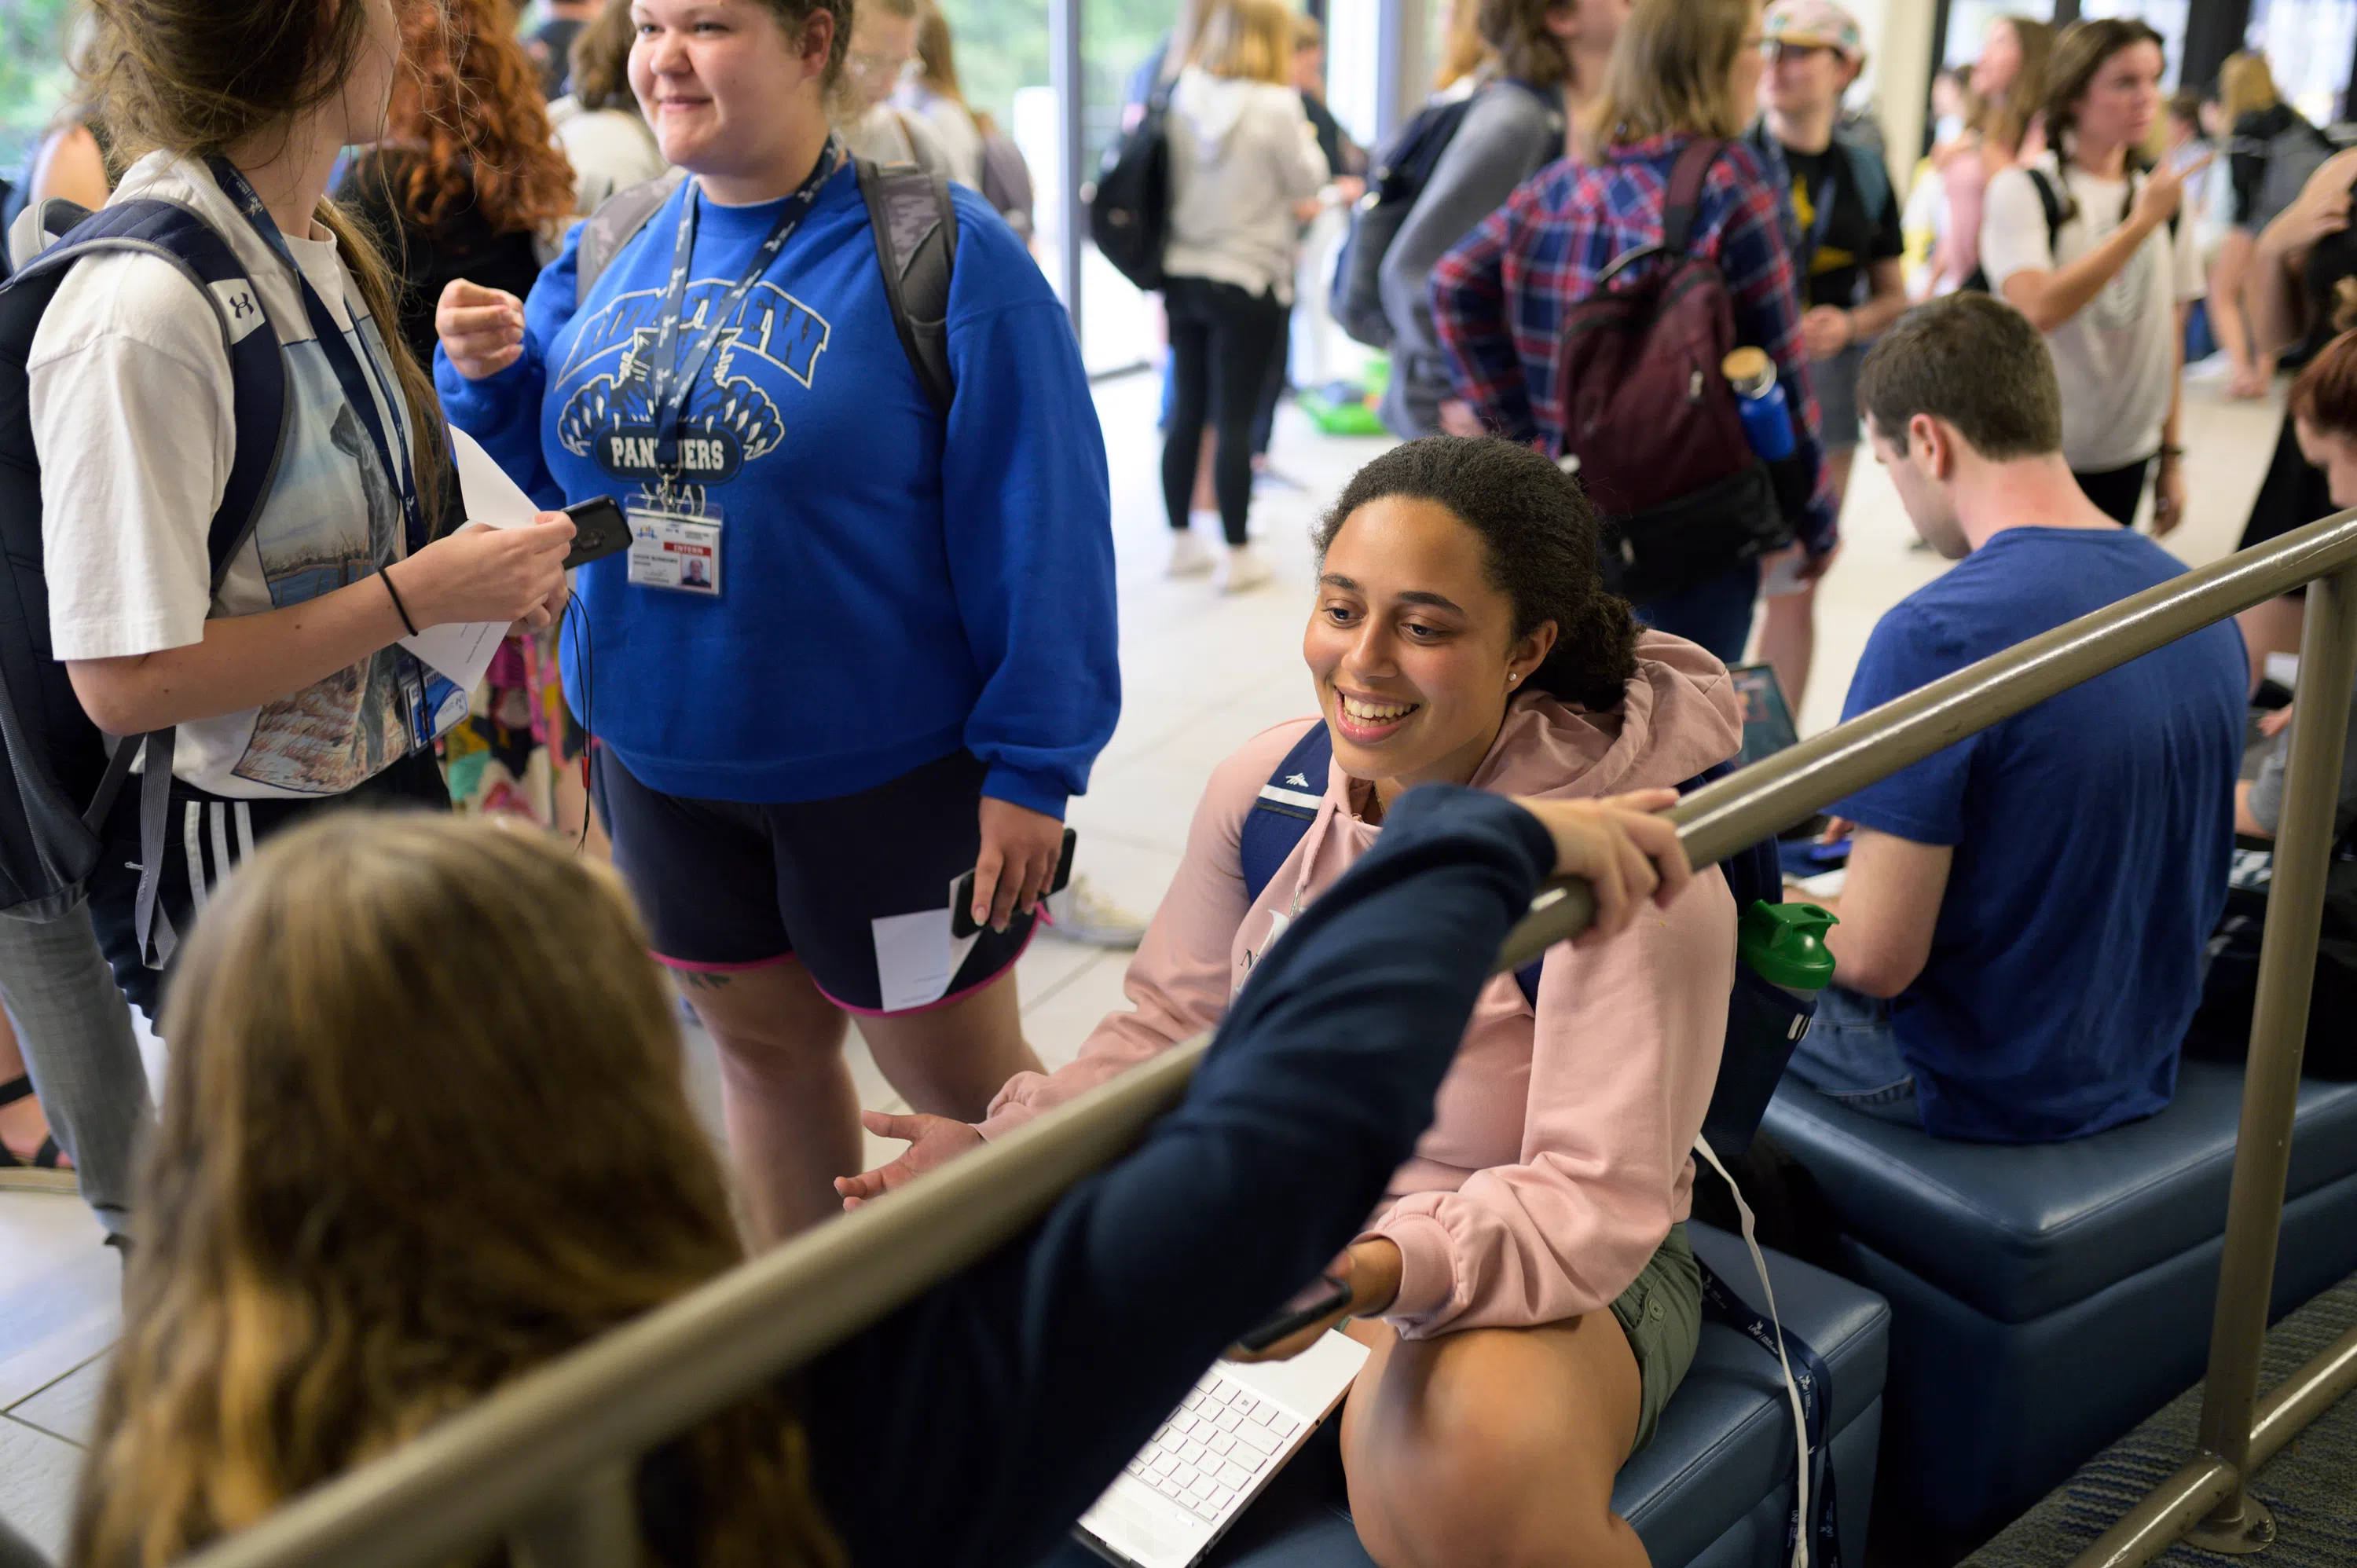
[1965,1274,2357,1567]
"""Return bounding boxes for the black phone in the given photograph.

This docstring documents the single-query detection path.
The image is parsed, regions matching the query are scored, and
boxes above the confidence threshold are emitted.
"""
[949,826,1079,939]
[1233,1273,1354,1354]
[561,496,632,571]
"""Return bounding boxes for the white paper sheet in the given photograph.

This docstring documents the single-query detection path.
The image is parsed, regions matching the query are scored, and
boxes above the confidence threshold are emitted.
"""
[871,907,981,1013]
[397,428,541,691]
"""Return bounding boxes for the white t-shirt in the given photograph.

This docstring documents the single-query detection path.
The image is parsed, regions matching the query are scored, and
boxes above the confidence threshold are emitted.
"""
[1980,153,2205,472]
[548,99,669,215]
[32,151,431,800]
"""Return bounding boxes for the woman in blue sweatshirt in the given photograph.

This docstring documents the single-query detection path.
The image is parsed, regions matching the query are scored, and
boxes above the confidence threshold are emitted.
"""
[435,0,1119,1242]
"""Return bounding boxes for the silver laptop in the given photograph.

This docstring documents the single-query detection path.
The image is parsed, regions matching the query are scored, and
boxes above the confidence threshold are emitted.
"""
[1073,1330,1369,1568]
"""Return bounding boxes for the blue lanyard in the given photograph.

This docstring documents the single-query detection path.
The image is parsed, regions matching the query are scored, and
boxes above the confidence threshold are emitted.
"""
[647,141,841,470]
[1699,1260,1842,1568]
[207,159,429,555]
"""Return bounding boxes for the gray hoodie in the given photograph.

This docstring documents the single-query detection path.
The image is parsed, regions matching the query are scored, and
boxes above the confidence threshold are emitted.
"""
[1164,68,1330,304]
[1380,81,1565,438]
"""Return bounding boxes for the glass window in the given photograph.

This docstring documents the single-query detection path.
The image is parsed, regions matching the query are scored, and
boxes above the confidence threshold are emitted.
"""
[0,0,78,171]
[2247,0,2357,126]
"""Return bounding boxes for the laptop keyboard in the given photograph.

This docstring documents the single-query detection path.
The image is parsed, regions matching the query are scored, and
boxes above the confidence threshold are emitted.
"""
[1121,1371,1303,1523]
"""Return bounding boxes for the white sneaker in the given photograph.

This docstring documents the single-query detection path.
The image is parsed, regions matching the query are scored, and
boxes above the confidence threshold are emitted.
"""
[1217,543,1272,594]
[1167,529,1214,578]
[1046,874,1149,947]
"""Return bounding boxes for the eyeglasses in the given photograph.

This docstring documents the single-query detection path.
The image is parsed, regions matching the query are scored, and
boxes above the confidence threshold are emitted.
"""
[1761,41,1834,64]
[846,50,911,79]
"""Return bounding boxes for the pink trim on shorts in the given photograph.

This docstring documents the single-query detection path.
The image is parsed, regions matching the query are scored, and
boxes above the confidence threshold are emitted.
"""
[651,951,797,974]
[815,923,1039,1018]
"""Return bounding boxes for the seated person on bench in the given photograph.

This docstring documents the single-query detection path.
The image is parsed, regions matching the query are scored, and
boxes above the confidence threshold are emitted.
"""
[1791,293,2246,1142]
[71,796,1699,1567]
[841,438,1743,1568]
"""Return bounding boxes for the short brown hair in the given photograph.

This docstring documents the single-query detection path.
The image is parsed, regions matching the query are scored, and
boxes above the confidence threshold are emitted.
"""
[1585,0,1756,150]
[1857,294,2063,460]
[1191,0,1293,85]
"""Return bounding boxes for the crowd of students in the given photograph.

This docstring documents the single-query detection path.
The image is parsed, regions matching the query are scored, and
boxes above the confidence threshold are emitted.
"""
[2,2,2357,1567]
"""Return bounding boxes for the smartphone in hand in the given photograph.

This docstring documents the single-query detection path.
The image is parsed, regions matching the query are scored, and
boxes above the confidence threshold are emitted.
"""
[949,826,1079,940]
[560,496,632,571]
[1234,1273,1354,1354]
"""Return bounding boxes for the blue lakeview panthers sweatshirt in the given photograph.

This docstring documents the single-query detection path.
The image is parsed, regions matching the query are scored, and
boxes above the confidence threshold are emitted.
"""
[435,163,1116,815]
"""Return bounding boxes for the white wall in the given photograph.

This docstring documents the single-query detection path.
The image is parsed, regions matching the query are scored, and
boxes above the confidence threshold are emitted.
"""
[1849,0,1940,184]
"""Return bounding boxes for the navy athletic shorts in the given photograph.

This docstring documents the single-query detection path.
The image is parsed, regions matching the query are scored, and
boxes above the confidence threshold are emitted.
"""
[592,746,1037,1015]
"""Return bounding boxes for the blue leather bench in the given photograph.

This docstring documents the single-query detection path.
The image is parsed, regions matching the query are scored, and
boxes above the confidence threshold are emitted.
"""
[1761,1062,2357,1539]
[1037,1224,1890,1568]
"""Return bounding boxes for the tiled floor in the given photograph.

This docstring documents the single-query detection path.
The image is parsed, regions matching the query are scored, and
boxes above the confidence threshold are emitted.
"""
[0,362,2294,1554]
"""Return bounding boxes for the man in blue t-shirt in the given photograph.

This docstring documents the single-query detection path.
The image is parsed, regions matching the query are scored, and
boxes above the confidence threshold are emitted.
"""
[1791,293,2245,1141]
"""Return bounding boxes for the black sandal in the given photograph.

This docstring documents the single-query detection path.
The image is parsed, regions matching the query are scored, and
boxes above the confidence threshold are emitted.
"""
[0,1075,76,1192]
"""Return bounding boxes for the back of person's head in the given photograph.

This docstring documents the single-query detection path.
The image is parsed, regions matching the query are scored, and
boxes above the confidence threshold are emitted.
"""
[1857,293,2063,462]
[571,0,643,115]
[1317,438,1639,711]
[1585,0,1758,152]
[917,5,966,101]
[2220,51,2281,121]
[69,815,844,1568]
[1479,0,1574,91]
[85,0,449,500]
[386,0,576,240]
[2166,86,2204,134]
[1190,0,1293,86]
[1435,0,1497,91]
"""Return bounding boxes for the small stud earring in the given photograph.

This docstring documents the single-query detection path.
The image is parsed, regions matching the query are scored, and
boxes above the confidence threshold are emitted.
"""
[1507,672,1520,687]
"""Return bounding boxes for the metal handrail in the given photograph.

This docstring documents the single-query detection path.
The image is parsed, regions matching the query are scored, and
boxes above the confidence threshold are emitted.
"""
[175,511,2357,1568]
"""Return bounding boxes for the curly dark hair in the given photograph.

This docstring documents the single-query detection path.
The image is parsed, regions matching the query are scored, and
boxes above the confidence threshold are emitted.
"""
[387,0,577,239]
[1314,438,1640,712]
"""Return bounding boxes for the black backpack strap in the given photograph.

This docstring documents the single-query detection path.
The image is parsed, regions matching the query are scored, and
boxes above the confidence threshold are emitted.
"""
[11,198,291,960]
[857,157,959,415]
[2025,166,2066,257]
[574,167,689,310]
[1662,138,1728,258]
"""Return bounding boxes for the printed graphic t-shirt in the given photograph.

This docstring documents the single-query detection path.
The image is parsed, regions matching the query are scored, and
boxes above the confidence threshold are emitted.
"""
[1831,527,2246,1141]
[33,152,432,800]
[1780,140,1902,310]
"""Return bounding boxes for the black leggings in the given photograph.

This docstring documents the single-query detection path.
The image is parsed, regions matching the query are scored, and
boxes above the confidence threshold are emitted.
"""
[1163,277,1288,546]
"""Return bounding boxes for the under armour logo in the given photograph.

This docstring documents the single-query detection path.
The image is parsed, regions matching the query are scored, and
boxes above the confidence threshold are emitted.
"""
[227,291,256,319]
[1285,773,1310,787]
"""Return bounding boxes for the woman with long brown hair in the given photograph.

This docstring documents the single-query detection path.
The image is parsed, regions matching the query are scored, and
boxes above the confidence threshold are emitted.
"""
[68,789,1693,1564]
[1979,17,2205,528]
[1930,13,2052,294]
[38,0,570,1024]
[335,0,577,368]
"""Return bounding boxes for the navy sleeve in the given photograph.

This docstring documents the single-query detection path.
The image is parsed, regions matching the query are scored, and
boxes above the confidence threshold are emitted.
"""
[1831,603,1979,846]
[938,189,1119,819]
[801,786,1559,1568]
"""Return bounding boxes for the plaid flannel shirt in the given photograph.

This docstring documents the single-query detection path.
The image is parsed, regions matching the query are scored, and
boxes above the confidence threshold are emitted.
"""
[1431,133,1838,555]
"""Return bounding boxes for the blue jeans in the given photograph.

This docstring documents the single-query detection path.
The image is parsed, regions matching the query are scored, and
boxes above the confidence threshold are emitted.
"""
[1636,559,1761,665]
[1787,985,1922,1128]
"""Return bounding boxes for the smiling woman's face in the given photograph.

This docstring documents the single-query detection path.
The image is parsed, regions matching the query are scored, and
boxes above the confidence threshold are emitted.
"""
[629,0,830,181]
[1304,496,1556,796]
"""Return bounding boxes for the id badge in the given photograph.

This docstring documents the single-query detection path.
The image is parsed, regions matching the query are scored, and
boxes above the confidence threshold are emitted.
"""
[627,502,724,597]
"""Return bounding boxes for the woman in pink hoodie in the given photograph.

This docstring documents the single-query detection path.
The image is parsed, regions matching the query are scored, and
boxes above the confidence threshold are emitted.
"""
[841,438,1741,1568]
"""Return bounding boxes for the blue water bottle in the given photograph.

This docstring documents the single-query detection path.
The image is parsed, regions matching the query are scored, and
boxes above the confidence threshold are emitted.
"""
[1724,346,1796,463]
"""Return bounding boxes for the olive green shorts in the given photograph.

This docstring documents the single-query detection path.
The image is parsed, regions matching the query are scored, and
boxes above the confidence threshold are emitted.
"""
[1607,1222,1703,1455]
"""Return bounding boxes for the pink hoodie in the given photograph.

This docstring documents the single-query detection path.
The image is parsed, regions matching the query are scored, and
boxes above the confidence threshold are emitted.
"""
[983,633,1742,1338]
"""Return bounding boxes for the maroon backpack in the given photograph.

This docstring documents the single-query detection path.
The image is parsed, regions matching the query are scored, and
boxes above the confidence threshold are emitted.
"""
[1553,139,1791,602]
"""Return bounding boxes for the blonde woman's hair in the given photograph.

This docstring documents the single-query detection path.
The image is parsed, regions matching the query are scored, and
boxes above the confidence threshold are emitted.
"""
[69,815,845,1568]
[1585,0,1758,151]
[1435,0,1495,91]
[2220,51,2281,122]
[1970,14,2055,158]
[1191,0,1295,86]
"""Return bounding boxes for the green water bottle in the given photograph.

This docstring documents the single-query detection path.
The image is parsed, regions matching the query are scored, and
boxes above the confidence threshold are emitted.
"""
[1739,900,1839,1003]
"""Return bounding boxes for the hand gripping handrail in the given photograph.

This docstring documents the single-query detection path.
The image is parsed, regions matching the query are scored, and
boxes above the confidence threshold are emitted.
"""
[174,511,2357,1568]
